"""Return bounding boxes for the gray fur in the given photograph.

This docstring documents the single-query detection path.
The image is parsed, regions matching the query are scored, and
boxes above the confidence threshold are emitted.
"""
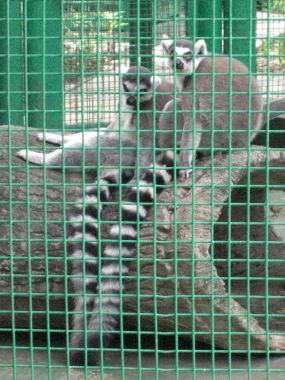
[162,38,264,179]
[157,98,184,150]
[119,68,175,171]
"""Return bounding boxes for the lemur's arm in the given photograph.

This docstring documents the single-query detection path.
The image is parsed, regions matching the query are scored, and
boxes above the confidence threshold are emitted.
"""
[157,98,184,150]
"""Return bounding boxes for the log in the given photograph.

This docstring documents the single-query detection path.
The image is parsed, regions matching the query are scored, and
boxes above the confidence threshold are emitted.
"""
[1,124,285,352]
[0,126,96,329]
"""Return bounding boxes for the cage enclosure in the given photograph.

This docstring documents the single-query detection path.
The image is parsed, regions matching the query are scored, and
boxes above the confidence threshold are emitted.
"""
[1,0,285,377]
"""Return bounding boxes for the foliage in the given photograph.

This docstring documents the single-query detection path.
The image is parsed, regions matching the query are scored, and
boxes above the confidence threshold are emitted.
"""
[99,11,128,32]
[257,0,285,13]
[256,0,268,11]
[64,10,128,72]
[271,0,285,13]
[65,10,128,33]
[256,0,285,14]
[260,32,285,69]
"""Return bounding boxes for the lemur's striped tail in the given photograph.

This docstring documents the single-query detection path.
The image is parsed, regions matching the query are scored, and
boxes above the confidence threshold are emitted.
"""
[68,171,127,366]
[84,151,174,366]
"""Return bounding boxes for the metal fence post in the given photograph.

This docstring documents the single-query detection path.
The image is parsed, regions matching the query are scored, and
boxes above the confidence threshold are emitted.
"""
[26,0,63,128]
[0,0,24,125]
[129,0,153,69]
[186,0,223,54]
[224,0,257,71]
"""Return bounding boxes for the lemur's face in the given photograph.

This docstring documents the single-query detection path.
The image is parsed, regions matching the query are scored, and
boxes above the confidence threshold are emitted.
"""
[162,38,207,74]
[121,66,157,108]
[122,77,152,108]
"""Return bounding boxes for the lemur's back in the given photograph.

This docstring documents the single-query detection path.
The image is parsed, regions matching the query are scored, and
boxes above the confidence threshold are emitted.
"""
[182,56,264,152]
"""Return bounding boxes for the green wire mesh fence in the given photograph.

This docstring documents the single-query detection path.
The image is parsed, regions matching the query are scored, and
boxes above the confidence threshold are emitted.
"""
[1,0,285,378]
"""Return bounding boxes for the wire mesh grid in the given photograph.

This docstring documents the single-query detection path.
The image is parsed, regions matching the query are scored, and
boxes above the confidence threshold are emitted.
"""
[1,0,285,379]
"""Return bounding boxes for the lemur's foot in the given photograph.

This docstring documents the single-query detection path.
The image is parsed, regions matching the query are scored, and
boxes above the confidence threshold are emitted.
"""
[36,132,44,142]
[69,348,100,367]
[16,149,44,165]
[179,168,192,180]
[37,132,62,145]
[16,149,28,162]
[177,150,193,181]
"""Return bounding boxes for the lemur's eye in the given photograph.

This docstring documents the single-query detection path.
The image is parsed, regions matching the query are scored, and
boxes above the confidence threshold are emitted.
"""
[183,51,193,62]
[123,84,129,92]
[139,88,148,93]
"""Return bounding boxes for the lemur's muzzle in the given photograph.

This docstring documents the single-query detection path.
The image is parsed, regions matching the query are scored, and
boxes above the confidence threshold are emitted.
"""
[176,59,184,70]
[126,95,137,107]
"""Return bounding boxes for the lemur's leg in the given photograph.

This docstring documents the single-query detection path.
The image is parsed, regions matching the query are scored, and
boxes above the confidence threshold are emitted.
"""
[37,132,66,145]
[16,144,95,168]
[178,118,202,180]
[37,131,102,146]
[16,148,66,167]
[68,167,134,367]
[16,132,112,168]
[69,151,174,366]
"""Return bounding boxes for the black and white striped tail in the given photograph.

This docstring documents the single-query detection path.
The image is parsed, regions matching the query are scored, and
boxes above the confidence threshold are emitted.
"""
[83,151,174,366]
[68,171,124,366]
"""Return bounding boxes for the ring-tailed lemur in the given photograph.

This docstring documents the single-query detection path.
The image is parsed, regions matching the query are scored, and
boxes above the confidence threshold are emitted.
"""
[67,66,183,366]
[161,37,264,179]
[16,67,181,169]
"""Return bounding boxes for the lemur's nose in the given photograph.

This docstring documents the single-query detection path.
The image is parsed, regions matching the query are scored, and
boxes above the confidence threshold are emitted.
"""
[126,95,136,107]
[176,59,184,70]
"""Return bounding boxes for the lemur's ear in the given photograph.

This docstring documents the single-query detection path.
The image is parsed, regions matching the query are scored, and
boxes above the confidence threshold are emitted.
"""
[120,65,129,74]
[151,75,162,88]
[195,39,208,56]
[161,35,173,53]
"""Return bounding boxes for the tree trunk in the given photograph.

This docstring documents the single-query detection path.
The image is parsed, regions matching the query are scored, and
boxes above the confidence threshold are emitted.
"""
[1,124,285,352]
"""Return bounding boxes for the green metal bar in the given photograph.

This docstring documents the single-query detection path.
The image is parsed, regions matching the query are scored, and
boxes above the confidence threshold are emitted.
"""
[139,0,153,69]
[185,0,195,40]
[26,0,63,128]
[224,0,257,71]
[0,0,24,125]
[186,0,223,53]
[128,0,137,66]
[197,0,222,53]
[129,0,153,69]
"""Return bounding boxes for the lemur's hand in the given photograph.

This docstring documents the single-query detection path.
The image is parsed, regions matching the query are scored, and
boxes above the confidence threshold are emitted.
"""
[178,149,193,180]
[179,168,193,180]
